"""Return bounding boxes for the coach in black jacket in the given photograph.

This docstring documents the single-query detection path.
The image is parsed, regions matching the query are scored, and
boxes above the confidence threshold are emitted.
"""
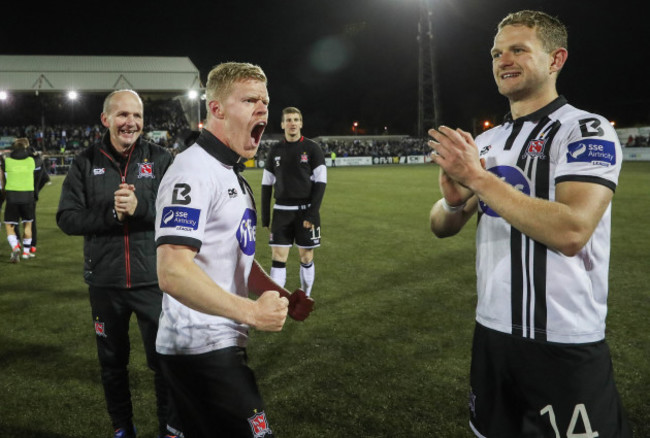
[56,90,180,438]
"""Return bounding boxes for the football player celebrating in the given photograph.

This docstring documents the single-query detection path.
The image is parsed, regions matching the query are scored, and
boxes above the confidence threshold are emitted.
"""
[428,10,631,438]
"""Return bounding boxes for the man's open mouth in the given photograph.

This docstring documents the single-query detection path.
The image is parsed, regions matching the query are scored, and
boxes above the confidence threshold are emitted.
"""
[251,122,267,146]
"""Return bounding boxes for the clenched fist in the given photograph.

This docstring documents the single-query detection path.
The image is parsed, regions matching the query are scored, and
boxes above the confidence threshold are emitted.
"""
[253,291,289,331]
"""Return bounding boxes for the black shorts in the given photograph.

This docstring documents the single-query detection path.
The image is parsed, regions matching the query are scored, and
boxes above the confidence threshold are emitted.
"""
[469,323,631,438]
[159,347,274,438]
[3,202,35,224]
[269,208,321,248]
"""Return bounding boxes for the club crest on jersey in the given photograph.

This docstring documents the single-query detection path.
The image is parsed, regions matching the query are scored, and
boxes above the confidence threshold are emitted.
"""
[247,410,272,438]
[567,139,616,167]
[524,138,547,159]
[300,153,308,163]
[137,161,154,178]
[237,208,257,256]
[479,145,492,156]
[95,320,107,337]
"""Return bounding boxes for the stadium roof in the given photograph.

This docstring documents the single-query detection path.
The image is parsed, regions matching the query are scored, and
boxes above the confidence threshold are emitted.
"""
[0,55,201,93]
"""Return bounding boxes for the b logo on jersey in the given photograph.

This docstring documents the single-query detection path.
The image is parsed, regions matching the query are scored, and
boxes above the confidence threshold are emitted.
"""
[160,206,200,231]
[172,183,191,205]
[524,138,547,159]
[237,208,257,256]
[137,161,154,178]
[567,139,616,167]
[247,410,272,438]
[479,166,530,217]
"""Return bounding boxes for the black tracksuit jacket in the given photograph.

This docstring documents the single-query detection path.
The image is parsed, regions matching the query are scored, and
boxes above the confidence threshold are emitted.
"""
[56,132,173,288]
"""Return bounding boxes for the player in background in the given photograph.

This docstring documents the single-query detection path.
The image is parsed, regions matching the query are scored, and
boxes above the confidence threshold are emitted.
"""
[155,62,314,438]
[427,10,631,437]
[261,107,327,296]
[57,90,181,438]
[1,138,35,262]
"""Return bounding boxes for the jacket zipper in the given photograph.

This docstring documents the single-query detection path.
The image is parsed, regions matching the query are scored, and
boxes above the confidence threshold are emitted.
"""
[100,146,135,288]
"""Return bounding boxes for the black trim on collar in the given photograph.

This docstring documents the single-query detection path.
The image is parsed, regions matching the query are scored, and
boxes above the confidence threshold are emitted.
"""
[196,130,246,172]
[504,96,568,124]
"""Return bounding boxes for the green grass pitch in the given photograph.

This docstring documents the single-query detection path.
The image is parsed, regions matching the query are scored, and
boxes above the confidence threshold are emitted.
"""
[1,162,648,437]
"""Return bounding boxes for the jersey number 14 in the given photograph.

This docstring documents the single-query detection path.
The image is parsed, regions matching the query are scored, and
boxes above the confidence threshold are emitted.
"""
[540,404,599,438]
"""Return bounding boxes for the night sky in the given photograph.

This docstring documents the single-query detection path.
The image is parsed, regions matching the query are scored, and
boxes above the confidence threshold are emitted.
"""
[2,0,649,137]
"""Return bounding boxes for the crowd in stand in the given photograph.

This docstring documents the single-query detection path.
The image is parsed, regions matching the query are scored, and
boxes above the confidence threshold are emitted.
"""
[625,135,650,148]
[255,137,430,163]
[0,99,192,154]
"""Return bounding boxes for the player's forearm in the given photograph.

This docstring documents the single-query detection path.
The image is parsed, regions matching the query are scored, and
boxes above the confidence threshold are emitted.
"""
[429,197,476,238]
[467,171,605,256]
[157,248,257,326]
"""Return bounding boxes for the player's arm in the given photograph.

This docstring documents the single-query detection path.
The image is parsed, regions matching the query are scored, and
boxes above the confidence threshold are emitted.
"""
[429,126,613,256]
[261,169,275,228]
[304,147,327,225]
[248,260,314,321]
[429,193,479,238]
[430,163,479,237]
[157,243,288,331]
[471,175,612,256]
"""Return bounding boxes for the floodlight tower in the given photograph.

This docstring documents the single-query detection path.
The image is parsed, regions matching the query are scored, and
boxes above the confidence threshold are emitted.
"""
[417,0,441,138]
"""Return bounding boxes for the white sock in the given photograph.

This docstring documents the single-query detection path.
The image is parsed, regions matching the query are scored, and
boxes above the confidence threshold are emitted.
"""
[270,261,287,288]
[300,261,315,296]
[22,238,32,254]
[8,234,19,250]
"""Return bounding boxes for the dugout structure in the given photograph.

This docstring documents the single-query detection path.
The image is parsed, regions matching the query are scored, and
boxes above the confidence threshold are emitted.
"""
[0,55,203,128]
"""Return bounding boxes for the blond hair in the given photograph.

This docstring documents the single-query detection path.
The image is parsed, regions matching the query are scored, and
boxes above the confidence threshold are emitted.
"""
[205,62,267,110]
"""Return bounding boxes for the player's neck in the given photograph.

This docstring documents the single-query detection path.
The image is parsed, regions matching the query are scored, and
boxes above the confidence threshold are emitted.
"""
[509,88,559,120]
[285,133,301,143]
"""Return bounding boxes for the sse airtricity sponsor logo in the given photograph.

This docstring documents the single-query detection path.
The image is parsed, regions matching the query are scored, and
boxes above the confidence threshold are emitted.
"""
[479,166,530,218]
[160,206,200,231]
[237,208,257,256]
[567,139,616,167]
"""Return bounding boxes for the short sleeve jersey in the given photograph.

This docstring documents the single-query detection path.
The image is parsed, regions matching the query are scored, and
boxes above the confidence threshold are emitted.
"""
[262,136,326,205]
[155,131,257,355]
[473,97,621,344]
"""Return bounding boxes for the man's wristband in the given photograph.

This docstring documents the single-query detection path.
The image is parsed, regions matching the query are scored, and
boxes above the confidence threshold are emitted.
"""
[441,198,466,213]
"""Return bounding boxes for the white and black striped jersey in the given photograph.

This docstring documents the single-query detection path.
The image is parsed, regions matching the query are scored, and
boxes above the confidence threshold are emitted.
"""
[473,96,621,344]
[155,130,256,355]
[261,136,327,226]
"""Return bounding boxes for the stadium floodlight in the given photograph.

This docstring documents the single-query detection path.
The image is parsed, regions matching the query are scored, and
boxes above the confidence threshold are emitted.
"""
[67,91,79,100]
[0,91,8,101]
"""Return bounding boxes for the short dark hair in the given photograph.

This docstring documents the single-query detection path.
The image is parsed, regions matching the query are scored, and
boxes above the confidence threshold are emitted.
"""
[282,107,302,122]
[498,10,568,53]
